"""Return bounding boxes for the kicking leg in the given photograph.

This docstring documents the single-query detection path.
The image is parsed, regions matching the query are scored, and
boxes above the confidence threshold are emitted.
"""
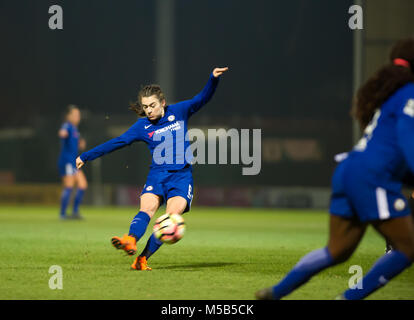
[128,193,161,241]
[133,196,187,270]
[256,215,366,300]
[165,196,188,216]
[112,193,161,256]
[342,215,414,300]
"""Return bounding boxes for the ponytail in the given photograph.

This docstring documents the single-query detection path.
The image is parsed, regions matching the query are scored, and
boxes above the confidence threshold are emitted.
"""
[352,38,414,129]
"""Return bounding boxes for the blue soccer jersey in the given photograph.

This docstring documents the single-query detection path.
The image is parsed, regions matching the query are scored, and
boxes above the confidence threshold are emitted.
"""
[58,122,80,176]
[79,72,220,208]
[330,83,414,222]
[80,73,219,169]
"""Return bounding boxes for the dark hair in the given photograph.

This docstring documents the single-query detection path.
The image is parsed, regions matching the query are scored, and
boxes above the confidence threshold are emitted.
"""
[352,37,414,129]
[66,104,79,114]
[129,84,166,116]
[65,104,79,120]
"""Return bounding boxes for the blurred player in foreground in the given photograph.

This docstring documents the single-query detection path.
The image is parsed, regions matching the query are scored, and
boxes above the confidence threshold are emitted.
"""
[58,105,88,219]
[257,38,414,300]
[76,67,228,270]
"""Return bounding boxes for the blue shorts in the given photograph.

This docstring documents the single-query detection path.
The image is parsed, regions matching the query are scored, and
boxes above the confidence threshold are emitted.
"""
[329,159,411,222]
[58,161,77,177]
[141,164,194,213]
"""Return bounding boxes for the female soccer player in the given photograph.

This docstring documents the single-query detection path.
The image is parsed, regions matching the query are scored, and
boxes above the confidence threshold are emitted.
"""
[58,105,88,219]
[256,38,414,300]
[76,67,228,270]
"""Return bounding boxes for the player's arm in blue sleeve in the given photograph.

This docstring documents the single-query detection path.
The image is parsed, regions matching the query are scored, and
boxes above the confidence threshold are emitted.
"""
[186,72,219,117]
[79,121,142,163]
[58,123,70,139]
[397,98,414,173]
[173,68,228,119]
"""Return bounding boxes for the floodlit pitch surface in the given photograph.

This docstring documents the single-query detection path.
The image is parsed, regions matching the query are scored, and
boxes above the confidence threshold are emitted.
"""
[0,206,413,300]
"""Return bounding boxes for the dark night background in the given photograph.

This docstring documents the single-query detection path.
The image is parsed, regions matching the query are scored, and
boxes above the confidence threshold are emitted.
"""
[0,0,353,191]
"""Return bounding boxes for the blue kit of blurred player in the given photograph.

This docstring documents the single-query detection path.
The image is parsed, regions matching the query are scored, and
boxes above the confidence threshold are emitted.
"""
[58,105,88,220]
[257,38,414,300]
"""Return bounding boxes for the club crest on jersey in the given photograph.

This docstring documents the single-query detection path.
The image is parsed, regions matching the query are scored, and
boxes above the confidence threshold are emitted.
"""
[394,198,406,211]
[146,186,153,191]
[168,115,175,122]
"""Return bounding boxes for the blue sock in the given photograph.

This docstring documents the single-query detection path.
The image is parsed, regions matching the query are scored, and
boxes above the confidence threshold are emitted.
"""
[60,187,73,217]
[272,247,334,299]
[343,250,412,300]
[128,211,151,241]
[72,189,85,214]
[140,233,164,259]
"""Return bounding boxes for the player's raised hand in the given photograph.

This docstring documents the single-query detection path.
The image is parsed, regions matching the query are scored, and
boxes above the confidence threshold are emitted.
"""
[212,67,229,78]
[76,156,84,169]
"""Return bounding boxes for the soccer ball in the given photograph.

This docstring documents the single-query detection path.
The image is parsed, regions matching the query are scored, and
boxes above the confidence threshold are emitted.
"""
[153,213,186,244]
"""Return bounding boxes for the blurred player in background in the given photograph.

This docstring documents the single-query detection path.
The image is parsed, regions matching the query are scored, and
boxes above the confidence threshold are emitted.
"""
[256,38,414,300]
[76,67,228,270]
[58,105,88,220]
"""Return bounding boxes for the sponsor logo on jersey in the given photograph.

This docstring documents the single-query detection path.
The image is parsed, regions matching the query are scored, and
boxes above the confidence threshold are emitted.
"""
[145,124,152,129]
[154,121,182,135]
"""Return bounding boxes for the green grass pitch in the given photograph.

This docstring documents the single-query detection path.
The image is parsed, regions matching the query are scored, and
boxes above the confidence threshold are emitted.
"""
[0,206,413,300]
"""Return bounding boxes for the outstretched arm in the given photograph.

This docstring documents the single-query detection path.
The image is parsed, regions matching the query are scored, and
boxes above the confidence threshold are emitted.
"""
[176,67,228,119]
[76,121,142,169]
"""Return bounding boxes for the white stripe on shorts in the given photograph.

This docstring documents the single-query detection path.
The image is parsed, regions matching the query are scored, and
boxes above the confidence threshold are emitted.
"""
[65,163,74,176]
[376,187,390,220]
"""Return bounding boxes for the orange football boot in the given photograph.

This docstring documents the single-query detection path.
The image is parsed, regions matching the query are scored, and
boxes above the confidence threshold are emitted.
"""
[111,234,137,256]
[131,256,152,271]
